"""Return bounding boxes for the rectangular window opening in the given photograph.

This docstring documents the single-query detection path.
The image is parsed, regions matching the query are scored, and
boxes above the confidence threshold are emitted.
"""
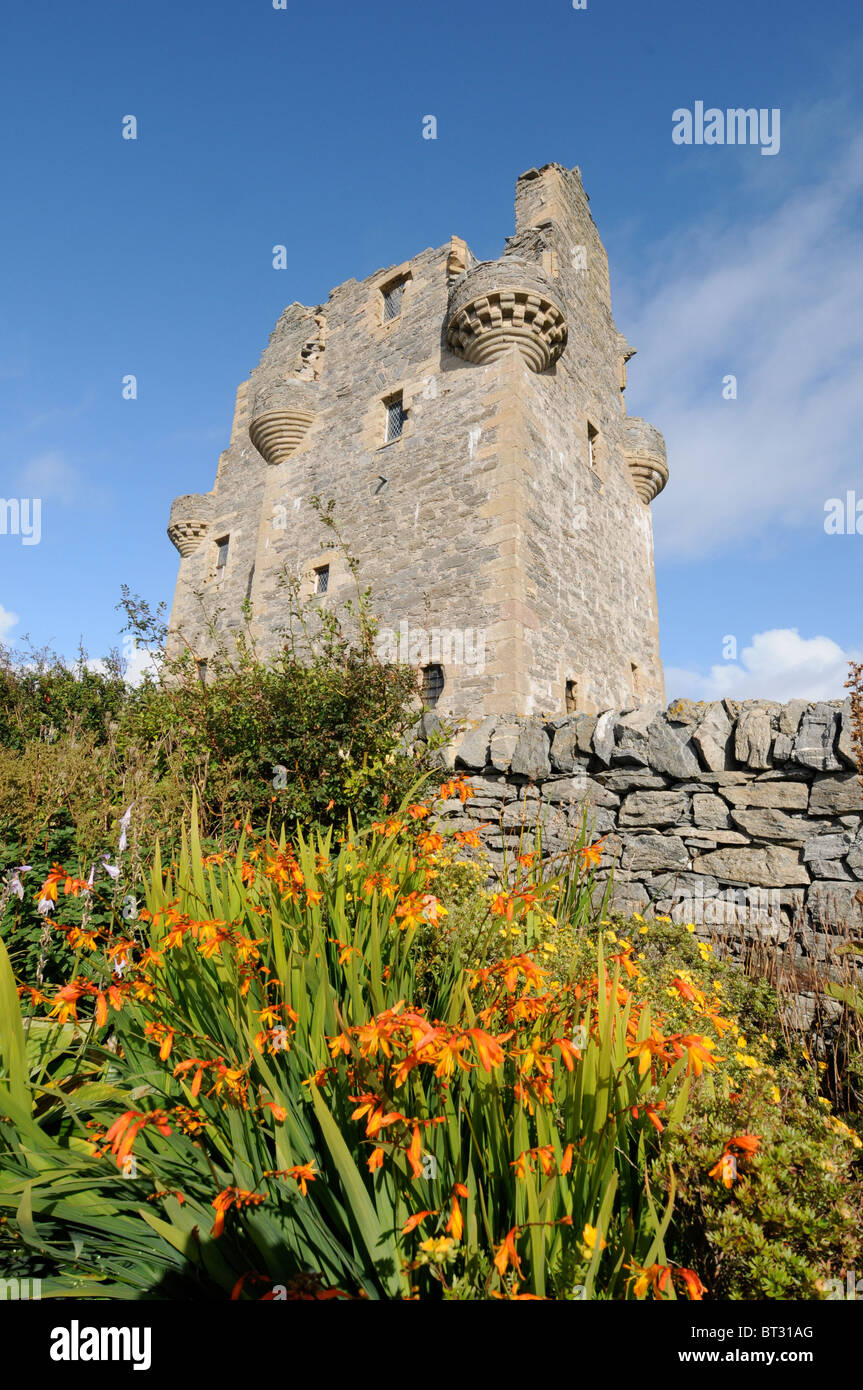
[314,564,330,595]
[421,664,445,708]
[215,536,230,569]
[565,679,579,714]
[382,278,407,323]
[385,392,405,443]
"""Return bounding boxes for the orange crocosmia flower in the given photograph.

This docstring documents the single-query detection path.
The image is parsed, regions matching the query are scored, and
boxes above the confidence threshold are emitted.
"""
[94,992,108,1028]
[491,893,515,921]
[454,829,482,848]
[402,1209,438,1234]
[494,1226,523,1279]
[211,1187,266,1238]
[560,1143,574,1175]
[630,1263,672,1300]
[708,1153,738,1188]
[580,839,606,868]
[673,1033,719,1077]
[407,803,431,820]
[305,889,323,908]
[511,1151,528,1180]
[262,1102,287,1123]
[670,976,700,1003]
[467,1027,508,1073]
[445,1189,466,1242]
[678,1268,708,1300]
[49,980,89,1025]
[367,1147,385,1173]
[286,1163,318,1196]
[407,1126,424,1180]
[726,1134,760,1155]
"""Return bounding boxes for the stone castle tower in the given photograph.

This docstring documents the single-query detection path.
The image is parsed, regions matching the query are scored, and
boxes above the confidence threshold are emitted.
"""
[167,163,668,718]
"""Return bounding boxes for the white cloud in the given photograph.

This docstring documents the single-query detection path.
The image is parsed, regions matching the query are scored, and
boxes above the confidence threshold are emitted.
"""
[0,604,19,642]
[85,642,160,687]
[18,452,80,505]
[621,129,863,559]
[666,628,858,703]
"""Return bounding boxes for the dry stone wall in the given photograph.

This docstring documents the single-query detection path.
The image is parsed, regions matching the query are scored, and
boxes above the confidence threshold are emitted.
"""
[431,697,863,1024]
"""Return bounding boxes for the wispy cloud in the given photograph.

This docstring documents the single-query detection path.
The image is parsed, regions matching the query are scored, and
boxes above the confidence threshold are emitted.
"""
[622,128,863,560]
[0,604,20,643]
[17,452,81,505]
[666,627,859,702]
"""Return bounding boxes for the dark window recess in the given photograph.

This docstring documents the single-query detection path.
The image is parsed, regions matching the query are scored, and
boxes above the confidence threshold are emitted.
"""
[314,564,330,595]
[587,422,599,470]
[565,679,578,714]
[245,566,255,602]
[196,659,208,684]
[421,664,445,707]
[216,536,229,569]
[385,393,405,443]
[382,280,405,322]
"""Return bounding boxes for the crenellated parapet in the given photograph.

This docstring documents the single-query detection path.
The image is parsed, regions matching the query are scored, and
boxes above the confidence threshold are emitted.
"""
[167,493,212,557]
[248,379,318,465]
[623,417,669,504]
[446,257,568,373]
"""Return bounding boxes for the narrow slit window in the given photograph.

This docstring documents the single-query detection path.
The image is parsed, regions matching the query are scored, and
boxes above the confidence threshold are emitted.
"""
[385,392,405,443]
[421,664,444,708]
[314,564,330,595]
[382,278,406,323]
[587,422,599,470]
[565,679,578,714]
[216,536,229,570]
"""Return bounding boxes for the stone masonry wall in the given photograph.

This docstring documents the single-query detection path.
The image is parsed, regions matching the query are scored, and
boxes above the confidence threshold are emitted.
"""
[432,697,863,1028]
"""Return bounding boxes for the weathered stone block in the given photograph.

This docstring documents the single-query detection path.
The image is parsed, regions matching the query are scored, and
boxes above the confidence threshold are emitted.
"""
[691,845,809,887]
[729,808,810,845]
[510,725,551,780]
[455,716,497,770]
[619,790,689,828]
[692,793,731,829]
[734,708,772,769]
[621,833,689,873]
[809,775,863,816]
[793,703,842,772]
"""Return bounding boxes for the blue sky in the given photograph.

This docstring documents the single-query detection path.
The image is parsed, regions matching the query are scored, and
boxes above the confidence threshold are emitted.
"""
[1,0,862,701]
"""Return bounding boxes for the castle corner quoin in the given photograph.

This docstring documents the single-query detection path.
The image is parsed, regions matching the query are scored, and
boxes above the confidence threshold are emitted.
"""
[166,163,668,719]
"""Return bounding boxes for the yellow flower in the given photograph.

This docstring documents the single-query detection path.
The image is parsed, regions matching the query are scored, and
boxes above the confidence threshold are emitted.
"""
[685,923,695,933]
[633,913,644,922]
[771,1085,781,1104]
[638,925,649,935]
[581,1224,607,1256]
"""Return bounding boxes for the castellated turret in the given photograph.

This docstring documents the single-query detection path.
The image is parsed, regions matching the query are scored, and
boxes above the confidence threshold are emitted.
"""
[167,163,668,718]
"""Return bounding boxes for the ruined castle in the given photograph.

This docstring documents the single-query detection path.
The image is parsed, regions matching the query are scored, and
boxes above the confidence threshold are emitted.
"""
[167,163,669,718]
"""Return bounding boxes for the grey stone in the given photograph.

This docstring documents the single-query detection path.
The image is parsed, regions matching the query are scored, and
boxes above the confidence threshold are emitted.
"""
[673,829,750,845]
[542,776,619,808]
[455,715,497,770]
[735,708,773,769]
[592,710,617,767]
[549,720,580,773]
[729,808,810,845]
[779,699,810,736]
[621,833,690,872]
[692,793,731,829]
[691,701,733,771]
[793,703,842,772]
[846,831,863,878]
[723,781,810,810]
[489,724,522,772]
[509,725,551,780]
[576,715,597,757]
[611,706,658,766]
[647,716,700,777]
[838,697,859,770]
[802,832,853,863]
[691,845,810,887]
[809,774,863,816]
[807,881,863,928]
[596,768,668,792]
[772,733,794,763]
[619,790,689,827]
